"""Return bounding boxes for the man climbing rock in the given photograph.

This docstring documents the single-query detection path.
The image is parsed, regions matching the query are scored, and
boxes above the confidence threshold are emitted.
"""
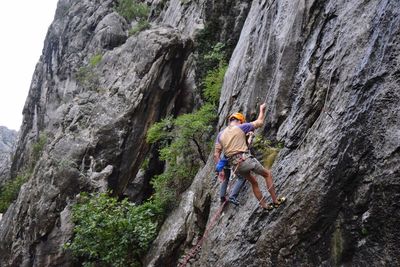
[214,104,285,209]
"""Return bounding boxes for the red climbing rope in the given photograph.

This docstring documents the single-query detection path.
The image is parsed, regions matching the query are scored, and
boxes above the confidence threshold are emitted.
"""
[178,199,228,267]
[179,158,245,267]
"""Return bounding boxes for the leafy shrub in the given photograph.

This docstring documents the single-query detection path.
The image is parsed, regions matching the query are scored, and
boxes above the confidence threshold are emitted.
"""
[144,39,224,210]
[66,193,160,267]
[146,104,217,210]
[0,172,30,213]
[66,102,218,265]
[115,0,149,21]
[174,103,217,162]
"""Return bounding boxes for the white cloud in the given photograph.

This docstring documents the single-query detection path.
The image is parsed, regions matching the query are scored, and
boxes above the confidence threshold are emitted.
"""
[0,1,58,131]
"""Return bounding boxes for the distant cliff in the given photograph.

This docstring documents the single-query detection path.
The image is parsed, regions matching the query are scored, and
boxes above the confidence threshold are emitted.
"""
[0,0,399,266]
[0,126,17,184]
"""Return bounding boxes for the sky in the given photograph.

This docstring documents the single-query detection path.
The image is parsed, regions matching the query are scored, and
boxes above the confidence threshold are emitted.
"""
[0,1,58,131]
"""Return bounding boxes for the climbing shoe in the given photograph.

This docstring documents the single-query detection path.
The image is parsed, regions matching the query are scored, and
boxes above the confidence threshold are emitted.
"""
[220,196,226,203]
[271,197,286,209]
[228,197,240,206]
[265,203,274,210]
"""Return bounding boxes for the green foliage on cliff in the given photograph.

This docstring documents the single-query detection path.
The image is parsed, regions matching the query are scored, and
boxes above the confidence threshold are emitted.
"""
[0,134,47,213]
[146,117,174,145]
[146,103,217,211]
[148,104,216,163]
[76,54,103,91]
[66,193,159,267]
[116,0,150,37]
[203,63,227,104]
[89,54,102,67]
[196,40,228,85]
[31,133,47,165]
[0,172,30,213]
[115,0,149,21]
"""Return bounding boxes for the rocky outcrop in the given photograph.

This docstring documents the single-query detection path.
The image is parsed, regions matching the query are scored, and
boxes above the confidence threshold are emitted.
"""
[0,0,193,265]
[0,126,17,184]
[1,0,399,266]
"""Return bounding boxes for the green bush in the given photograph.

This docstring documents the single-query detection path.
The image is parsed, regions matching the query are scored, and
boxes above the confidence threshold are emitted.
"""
[66,102,218,265]
[0,172,30,213]
[115,0,149,21]
[66,193,160,267]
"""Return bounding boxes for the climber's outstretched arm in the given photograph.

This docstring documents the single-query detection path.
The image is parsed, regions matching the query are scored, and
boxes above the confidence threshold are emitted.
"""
[251,103,266,129]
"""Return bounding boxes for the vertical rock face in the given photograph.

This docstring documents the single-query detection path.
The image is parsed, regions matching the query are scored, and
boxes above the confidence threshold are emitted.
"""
[0,126,17,184]
[1,0,399,266]
[148,0,400,266]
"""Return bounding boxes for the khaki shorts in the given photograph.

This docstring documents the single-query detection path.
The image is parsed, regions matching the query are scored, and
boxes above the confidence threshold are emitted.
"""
[236,156,265,177]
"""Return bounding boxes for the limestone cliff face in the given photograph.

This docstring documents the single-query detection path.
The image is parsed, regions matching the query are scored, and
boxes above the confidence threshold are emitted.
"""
[1,0,193,265]
[1,0,399,266]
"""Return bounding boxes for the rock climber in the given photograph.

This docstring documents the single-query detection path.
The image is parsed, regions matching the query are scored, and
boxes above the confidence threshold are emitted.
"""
[214,103,285,209]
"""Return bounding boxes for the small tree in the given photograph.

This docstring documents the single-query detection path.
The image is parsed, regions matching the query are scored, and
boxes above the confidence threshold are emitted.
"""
[145,104,217,211]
